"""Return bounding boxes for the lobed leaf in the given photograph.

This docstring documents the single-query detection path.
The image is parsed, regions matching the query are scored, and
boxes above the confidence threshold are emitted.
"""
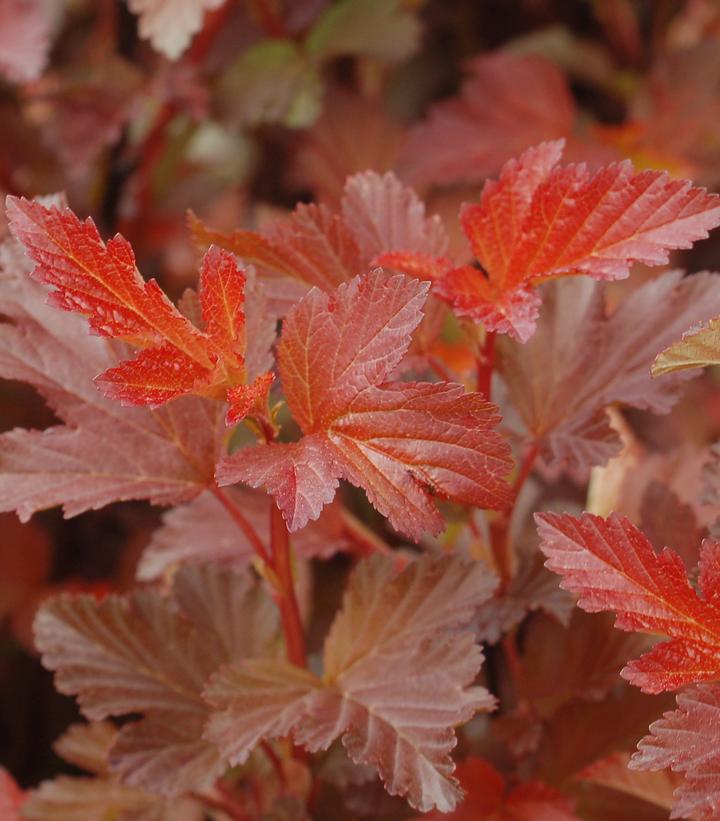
[0,239,223,519]
[7,199,270,423]
[630,683,720,820]
[341,170,449,263]
[399,51,577,188]
[219,269,513,537]
[205,554,498,813]
[435,140,720,341]
[191,170,448,301]
[34,565,280,796]
[126,0,224,60]
[499,271,720,479]
[536,511,720,693]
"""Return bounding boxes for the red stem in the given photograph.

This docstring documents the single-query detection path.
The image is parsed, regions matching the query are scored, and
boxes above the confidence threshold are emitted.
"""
[126,1,237,230]
[428,356,454,383]
[512,443,539,500]
[489,444,539,588]
[270,503,307,667]
[250,0,287,37]
[212,485,273,568]
[187,0,238,65]
[476,331,496,400]
[341,508,393,556]
[261,740,287,788]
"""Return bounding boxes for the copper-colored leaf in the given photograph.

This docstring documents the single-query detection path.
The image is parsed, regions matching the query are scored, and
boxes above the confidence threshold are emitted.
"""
[630,683,720,820]
[0,238,223,519]
[218,270,512,537]
[34,565,279,796]
[578,751,679,812]
[537,511,720,693]
[436,141,720,341]
[499,271,720,479]
[205,554,498,813]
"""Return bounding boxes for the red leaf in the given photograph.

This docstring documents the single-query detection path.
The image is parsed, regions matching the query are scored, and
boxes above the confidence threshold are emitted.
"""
[205,554,498,813]
[7,199,269,419]
[0,240,223,519]
[218,437,340,533]
[630,683,720,820]
[191,170,448,306]
[436,141,720,341]
[7,197,209,359]
[414,758,577,821]
[399,52,577,189]
[536,511,720,693]
[190,203,363,292]
[499,271,720,479]
[218,270,512,537]
[34,564,280,796]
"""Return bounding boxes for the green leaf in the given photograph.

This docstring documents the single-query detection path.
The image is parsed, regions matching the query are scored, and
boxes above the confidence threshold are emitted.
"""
[307,0,421,63]
[223,40,323,129]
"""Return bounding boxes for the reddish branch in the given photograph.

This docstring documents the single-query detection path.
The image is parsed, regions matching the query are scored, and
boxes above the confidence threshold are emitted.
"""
[212,484,307,667]
[270,502,307,667]
[476,331,496,400]
[127,0,238,231]
[249,0,287,37]
[211,485,273,568]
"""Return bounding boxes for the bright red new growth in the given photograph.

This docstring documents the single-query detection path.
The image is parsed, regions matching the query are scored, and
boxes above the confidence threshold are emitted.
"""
[536,511,720,694]
[218,268,513,538]
[6,197,271,425]
[382,140,720,342]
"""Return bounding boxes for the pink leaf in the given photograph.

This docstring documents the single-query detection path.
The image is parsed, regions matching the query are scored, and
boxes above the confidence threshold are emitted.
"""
[205,554,498,813]
[400,52,576,188]
[536,511,720,694]
[126,0,225,60]
[0,0,53,84]
[0,238,223,519]
[219,270,512,537]
[631,683,720,820]
[499,270,720,479]
[34,564,280,796]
